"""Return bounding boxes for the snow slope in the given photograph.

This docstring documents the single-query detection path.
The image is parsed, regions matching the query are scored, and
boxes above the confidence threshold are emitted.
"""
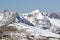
[21,9,51,29]
[0,9,60,40]
[7,23,60,38]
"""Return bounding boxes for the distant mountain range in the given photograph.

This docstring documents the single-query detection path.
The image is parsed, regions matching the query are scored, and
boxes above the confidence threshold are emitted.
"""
[0,9,60,40]
[19,9,60,31]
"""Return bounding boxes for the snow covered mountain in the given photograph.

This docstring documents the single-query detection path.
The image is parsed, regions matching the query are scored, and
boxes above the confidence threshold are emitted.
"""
[21,9,51,30]
[0,9,60,40]
[20,9,60,32]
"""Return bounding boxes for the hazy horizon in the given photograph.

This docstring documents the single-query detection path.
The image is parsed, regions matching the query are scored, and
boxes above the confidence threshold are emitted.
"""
[0,0,60,13]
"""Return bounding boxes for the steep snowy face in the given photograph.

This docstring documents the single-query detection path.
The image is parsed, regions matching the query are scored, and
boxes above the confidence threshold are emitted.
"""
[22,9,43,22]
[21,9,51,29]
[32,9,44,19]
[37,12,44,19]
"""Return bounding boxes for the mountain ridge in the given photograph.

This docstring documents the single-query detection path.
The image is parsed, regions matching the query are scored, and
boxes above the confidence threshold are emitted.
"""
[0,9,60,40]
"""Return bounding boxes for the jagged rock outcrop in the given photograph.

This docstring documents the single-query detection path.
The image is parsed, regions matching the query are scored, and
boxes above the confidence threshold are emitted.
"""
[0,10,17,27]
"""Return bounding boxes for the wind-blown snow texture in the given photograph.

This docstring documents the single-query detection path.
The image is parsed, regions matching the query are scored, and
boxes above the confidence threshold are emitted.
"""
[0,9,60,40]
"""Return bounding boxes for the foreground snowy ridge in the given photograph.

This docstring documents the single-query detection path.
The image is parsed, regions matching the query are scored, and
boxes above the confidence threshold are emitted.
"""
[8,23,60,38]
[0,9,60,40]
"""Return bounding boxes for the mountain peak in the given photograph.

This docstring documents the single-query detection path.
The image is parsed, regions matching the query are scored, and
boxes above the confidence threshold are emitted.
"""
[32,9,40,13]
[32,9,44,19]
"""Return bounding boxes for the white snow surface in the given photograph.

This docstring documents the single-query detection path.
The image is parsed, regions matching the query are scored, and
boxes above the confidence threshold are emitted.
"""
[8,23,60,38]
[0,9,60,40]
[37,12,44,19]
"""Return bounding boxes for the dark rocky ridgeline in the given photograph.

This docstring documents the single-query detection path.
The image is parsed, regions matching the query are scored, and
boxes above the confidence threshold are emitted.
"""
[48,13,60,19]
[16,13,35,26]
